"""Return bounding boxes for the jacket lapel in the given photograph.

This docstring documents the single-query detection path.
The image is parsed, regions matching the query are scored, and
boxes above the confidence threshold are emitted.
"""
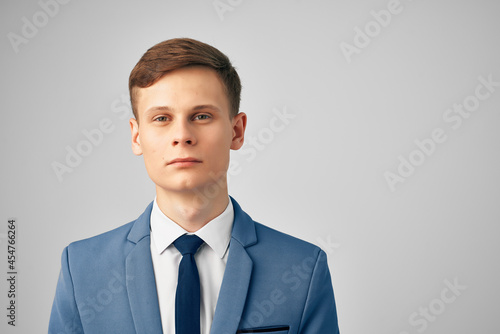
[122,197,258,334]
[125,202,163,334]
[210,197,257,334]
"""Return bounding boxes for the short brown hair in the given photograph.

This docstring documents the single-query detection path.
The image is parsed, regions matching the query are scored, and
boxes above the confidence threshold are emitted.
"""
[129,38,241,120]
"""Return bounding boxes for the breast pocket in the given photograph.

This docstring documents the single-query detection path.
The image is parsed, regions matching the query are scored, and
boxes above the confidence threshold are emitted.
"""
[236,325,289,333]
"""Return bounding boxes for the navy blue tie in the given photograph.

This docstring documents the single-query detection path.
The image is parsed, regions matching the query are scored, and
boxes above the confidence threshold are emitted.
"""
[174,234,204,334]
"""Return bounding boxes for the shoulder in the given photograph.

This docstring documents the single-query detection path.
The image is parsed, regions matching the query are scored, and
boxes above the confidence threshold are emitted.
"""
[64,220,139,270]
[68,221,134,250]
[251,221,323,260]
[60,220,140,281]
[65,202,153,258]
[231,197,323,259]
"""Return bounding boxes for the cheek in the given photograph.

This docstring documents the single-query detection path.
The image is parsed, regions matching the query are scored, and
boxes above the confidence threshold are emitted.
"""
[209,134,232,158]
[141,133,166,163]
[207,125,233,147]
[212,140,232,168]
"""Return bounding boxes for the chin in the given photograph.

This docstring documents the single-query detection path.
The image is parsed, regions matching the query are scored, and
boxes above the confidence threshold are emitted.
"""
[157,177,211,193]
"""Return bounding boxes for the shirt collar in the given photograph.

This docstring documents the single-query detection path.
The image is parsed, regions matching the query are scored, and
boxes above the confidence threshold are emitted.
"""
[150,197,234,259]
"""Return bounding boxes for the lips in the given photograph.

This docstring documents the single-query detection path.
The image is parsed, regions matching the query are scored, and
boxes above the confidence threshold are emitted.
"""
[167,157,202,165]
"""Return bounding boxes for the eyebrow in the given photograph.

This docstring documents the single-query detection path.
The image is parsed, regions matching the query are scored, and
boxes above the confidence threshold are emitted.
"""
[144,104,221,115]
[193,104,221,112]
[145,106,171,115]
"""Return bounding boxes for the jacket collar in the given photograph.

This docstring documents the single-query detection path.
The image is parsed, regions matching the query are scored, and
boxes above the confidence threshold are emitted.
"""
[227,196,257,247]
[127,196,257,248]
[125,196,257,334]
[127,201,154,244]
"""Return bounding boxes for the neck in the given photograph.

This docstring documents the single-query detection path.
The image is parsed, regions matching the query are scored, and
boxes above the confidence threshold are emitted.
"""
[155,184,229,233]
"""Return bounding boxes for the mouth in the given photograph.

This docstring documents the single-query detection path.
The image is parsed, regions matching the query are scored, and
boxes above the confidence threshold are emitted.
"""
[167,157,202,166]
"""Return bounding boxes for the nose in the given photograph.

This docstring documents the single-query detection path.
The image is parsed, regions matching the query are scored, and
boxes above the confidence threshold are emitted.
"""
[171,120,196,147]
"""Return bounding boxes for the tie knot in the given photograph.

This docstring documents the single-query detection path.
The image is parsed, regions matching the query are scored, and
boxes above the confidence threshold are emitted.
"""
[174,234,204,256]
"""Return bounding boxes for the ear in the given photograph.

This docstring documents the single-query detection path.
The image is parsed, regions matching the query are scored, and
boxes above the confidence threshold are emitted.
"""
[230,112,247,150]
[130,118,143,156]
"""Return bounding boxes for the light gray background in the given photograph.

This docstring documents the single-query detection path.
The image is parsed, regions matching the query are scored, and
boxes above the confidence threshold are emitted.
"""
[1,0,499,333]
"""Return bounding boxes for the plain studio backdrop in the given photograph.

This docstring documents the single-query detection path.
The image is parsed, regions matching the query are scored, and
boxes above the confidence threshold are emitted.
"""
[1,0,499,333]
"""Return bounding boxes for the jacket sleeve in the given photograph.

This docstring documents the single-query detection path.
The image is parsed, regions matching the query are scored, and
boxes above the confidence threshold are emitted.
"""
[297,250,340,333]
[48,246,84,334]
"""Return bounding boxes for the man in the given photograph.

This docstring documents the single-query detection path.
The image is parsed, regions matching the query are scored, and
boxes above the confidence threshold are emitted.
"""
[49,38,340,334]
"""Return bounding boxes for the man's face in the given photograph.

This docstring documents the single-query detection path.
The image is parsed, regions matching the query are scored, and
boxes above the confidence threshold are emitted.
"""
[130,66,246,195]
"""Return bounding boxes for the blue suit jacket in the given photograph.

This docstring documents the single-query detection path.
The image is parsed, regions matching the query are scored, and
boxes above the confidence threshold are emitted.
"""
[49,197,340,333]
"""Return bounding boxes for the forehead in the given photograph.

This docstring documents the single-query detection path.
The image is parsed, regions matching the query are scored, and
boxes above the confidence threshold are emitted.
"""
[135,66,229,117]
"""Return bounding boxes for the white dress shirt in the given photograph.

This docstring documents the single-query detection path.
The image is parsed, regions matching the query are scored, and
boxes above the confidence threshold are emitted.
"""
[150,197,234,334]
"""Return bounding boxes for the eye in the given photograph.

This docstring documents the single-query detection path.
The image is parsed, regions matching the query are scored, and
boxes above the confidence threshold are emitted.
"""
[154,116,168,122]
[193,114,211,121]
